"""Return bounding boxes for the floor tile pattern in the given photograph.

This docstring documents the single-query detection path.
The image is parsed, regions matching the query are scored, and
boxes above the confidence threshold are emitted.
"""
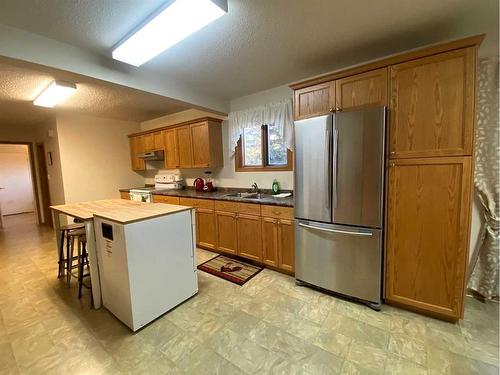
[0,213,498,374]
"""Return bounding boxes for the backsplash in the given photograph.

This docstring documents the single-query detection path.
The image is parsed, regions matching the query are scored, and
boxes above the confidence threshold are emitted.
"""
[143,168,293,191]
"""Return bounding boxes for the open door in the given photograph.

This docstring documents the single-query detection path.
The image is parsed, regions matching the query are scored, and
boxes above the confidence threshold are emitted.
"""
[36,143,52,227]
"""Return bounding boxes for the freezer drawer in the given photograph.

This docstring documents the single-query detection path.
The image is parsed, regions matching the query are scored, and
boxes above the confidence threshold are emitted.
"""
[295,220,382,304]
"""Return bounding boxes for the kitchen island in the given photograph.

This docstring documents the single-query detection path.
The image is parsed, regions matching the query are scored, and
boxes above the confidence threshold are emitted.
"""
[50,199,197,320]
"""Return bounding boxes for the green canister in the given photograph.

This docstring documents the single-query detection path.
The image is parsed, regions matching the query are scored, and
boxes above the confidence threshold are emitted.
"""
[272,179,280,195]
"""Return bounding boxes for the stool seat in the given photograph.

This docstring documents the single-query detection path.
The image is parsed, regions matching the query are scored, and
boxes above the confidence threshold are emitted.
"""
[61,223,84,231]
[69,228,86,237]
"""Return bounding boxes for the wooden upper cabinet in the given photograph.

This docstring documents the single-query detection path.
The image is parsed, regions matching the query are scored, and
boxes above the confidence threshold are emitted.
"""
[129,136,145,171]
[294,81,335,120]
[128,118,223,171]
[191,122,210,168]
[143,133,154,152]
[191,120,223,169]
[389,48,475,158]
[335,68,388,110]
[163,129,179,169]
[153,131,164,150]
[175,126,193,168]
[385,156,472,320]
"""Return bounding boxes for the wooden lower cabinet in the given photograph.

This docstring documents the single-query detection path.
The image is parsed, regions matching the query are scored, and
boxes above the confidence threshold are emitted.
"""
[215,210,238,255]
[120,191,130,200]
[172,197,294,272]
[262,217,279,267]
[385,156,472,320]
[278,219,295,272]
[152,195,180,204]
[196,208,216,250]
[237,214,262,261]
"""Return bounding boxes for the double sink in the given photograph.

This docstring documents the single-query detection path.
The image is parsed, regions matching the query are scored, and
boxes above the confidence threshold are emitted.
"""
[224,192,270,201]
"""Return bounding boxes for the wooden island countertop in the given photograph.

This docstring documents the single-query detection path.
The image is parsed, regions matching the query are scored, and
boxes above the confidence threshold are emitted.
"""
[50,199,193,224]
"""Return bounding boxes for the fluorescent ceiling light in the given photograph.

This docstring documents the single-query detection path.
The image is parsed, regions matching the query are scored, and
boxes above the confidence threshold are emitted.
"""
[112,0,227,66]
[33,80,77,108]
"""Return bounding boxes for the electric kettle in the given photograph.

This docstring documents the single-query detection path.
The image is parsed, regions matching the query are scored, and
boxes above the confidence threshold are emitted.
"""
[193,178,204,191]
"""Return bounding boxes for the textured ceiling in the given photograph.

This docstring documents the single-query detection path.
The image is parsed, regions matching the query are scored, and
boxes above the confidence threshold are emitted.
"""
[0,0,497,100]
[0,58,191,127]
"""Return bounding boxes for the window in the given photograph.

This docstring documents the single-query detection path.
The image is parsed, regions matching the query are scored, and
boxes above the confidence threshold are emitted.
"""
[236,124,292,172]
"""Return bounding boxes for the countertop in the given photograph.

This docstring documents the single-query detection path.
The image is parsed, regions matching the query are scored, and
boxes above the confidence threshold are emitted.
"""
[120,187,294,207]
[51,199,193,224]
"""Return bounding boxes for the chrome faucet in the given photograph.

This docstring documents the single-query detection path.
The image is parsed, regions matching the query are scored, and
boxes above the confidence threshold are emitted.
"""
[251,182,259,192]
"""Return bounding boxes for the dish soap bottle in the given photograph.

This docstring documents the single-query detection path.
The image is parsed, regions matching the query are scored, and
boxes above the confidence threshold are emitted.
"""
[272,179,280,195]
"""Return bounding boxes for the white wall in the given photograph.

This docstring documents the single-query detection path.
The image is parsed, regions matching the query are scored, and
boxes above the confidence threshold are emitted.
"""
[140,85,294,191]
[36,116,66,208]
[0,144,35,215]
[56,112,144,203]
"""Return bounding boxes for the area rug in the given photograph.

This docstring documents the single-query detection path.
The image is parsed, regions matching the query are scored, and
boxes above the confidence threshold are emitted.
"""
[197,255,263,286]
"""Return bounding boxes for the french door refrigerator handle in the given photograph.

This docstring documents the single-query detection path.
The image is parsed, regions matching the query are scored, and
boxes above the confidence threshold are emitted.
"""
[325,129,331,209]
[298,222,373,236]
[332,126,339,208]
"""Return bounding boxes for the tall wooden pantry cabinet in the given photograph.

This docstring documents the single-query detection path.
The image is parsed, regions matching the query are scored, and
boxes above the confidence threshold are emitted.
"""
[290,35,483,321]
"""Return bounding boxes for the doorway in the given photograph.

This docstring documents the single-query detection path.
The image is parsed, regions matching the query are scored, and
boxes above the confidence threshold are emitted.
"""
[0,142,45,227]
[36,143,52,227]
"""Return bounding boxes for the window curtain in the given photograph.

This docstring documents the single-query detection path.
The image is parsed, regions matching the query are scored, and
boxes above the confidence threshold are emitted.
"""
[468,56,500,300]
[228,98,293,156]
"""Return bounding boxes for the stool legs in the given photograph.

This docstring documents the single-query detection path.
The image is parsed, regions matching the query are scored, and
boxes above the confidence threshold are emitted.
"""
[66,234,74,285]
[57,230,66,278]
[78,241,87,299]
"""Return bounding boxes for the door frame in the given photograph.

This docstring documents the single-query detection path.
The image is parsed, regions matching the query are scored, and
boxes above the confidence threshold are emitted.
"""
[0,141,42,224]
[36,143,52,227]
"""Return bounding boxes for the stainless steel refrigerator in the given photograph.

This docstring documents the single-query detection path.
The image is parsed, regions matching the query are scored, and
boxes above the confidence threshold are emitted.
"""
[294,106,386,309]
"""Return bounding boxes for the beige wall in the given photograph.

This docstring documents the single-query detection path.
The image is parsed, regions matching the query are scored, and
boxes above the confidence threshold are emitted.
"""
[56,112,143,203]
[0,122,44,221]
[0,144,35,215]
[36,116,65,209]
[140,86,294,191]
[140,109,226,132]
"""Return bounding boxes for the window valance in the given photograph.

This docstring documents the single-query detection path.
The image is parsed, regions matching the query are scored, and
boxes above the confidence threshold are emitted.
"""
[228,98,293,156]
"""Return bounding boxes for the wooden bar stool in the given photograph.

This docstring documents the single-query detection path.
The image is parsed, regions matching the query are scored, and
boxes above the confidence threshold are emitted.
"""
[66,227,86,285]
[57,223,85,278]
[76,234,91,299]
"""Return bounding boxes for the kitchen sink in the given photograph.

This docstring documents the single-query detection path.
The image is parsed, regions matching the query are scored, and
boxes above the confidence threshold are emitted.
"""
[224,192,266,200]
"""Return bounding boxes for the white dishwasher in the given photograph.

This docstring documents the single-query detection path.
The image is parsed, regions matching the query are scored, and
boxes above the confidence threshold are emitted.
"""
[94,209,198,331]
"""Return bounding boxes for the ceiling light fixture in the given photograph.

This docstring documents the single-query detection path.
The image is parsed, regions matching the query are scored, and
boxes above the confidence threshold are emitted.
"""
[112,0,227,67]
[33,80,77,108]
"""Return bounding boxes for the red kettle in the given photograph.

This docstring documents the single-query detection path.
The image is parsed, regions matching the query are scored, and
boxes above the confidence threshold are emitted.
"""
[193,178,204,191]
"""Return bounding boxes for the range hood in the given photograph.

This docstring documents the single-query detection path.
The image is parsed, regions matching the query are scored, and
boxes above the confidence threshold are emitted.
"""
[137,150,164,160]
